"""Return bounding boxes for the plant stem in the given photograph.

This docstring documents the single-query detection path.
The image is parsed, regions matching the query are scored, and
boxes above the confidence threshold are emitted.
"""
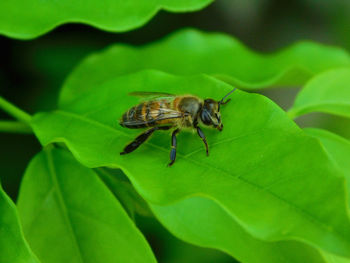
[0,96,32,123]
[0,120,33,134]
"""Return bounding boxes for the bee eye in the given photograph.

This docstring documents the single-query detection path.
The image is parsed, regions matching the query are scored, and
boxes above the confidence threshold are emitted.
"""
[200,110,212,125]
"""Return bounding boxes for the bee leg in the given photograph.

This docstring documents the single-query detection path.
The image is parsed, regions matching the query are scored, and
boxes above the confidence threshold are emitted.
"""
[196,126,209,156]
[168,128,180,167]
[120,126,172,155]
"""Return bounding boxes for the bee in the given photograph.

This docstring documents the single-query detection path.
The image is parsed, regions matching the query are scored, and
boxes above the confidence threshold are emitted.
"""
[120,88,236,166]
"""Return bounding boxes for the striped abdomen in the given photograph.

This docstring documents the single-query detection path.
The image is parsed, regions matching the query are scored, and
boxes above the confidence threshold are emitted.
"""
[120,99,176,129]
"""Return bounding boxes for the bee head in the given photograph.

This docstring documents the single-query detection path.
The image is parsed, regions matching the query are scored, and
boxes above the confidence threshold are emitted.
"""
[200,88,237,131]
[200,99,223,131]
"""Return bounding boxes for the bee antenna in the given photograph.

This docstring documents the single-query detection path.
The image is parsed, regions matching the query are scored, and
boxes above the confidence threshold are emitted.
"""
[218,88,237,109]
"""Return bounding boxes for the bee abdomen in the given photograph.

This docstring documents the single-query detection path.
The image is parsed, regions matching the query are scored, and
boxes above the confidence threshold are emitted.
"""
[120,103,144,129]
[120,100,177,129]
[120,102,159,129]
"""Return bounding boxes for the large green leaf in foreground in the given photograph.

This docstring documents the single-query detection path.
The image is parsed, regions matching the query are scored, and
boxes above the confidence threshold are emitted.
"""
[0,184,39,263]
[99,168,327,262]
[32,70,350,257]
[60,29,350,105]
[151,196,328,263]
[17,147,156,263]
[0,1,212,39]
[289,68,350,119]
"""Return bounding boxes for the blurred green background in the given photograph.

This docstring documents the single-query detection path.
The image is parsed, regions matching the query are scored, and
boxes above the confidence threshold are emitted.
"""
[1,0,350,262]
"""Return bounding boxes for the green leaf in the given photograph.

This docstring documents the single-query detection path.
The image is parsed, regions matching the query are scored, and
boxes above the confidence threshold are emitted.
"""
[60,29,350,105]
[17,146,157,263]
[31,70,350,257]
[100,169,349,263]
[0,184,39,263]
[151,196,328,263]
[289,68,350,119]
[96,168,153,219]
[0,1,212,39]
[98,167,337,262]
[304,128,350,206]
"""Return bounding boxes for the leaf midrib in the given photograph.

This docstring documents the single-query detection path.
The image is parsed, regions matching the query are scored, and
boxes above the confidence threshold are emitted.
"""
[46,149,84,263]
[23,187,55,235]
[45,110,350,248]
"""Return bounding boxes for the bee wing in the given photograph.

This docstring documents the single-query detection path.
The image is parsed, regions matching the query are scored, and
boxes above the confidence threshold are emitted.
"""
[128,91,175,101]
[121,108,186,126]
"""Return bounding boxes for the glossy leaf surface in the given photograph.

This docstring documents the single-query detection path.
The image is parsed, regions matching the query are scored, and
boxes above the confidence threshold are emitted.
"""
[60,29,350,105]
[0,185,39,263]
[31,70,350,257]
[0,1,212,39]
[289,68,350,119]
[17,147,156,263]
[151,196,328,263]
[99,168,336,263]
